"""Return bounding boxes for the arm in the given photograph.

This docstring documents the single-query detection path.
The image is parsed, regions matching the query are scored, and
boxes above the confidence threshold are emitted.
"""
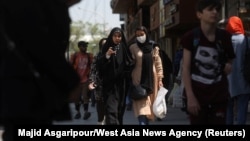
[153,47,164,88]
[88,55,97,90]
[88,55,97,83]
[182,48,200,116]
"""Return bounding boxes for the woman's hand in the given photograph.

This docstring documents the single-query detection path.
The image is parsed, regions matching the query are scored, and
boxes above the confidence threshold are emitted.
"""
[158,80,163,88]
[105,47,116,59]
[88,82,96,90]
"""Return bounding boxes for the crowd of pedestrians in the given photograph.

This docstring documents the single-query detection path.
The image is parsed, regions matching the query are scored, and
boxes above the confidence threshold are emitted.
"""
[0,2,250,141]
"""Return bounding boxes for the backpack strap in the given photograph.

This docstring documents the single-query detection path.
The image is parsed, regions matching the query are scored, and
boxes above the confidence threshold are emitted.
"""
[215,28,224,54]
[191,27,201,63]
[215,28,227,67]
[193,27,200,50]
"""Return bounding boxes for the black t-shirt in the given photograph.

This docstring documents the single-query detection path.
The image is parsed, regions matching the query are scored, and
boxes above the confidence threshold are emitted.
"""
[180,27,235,104]
[181,28,235,84]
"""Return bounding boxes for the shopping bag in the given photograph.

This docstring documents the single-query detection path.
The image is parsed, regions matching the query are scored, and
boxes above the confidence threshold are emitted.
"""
[153,87,168,119]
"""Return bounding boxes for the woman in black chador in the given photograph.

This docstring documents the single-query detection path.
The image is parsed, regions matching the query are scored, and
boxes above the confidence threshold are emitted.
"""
[100,27,132,125]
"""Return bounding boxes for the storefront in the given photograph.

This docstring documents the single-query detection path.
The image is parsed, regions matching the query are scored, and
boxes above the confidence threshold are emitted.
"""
[161,0,199,62]
[226,0,250,33]
[239,4,250,34]
[163,0,199,38]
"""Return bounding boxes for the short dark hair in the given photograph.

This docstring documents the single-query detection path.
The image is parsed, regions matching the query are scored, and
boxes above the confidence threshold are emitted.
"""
[196,0,222,12]
[78,41,88,47]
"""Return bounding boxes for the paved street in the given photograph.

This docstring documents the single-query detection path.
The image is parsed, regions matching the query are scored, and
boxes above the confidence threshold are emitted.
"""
[54,102,250,125]
[53,102,190,125]
[1,102,250,140]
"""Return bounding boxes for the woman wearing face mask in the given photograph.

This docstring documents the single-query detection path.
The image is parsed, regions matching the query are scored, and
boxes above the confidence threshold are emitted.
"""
[129,26,164,125]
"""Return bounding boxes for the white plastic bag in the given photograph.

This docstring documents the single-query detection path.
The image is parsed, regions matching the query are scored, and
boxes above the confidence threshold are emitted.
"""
[153,87,168,119]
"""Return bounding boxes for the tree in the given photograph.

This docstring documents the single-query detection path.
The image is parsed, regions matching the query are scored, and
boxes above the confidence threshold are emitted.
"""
[69,21,86,52]
[69,21,108,56]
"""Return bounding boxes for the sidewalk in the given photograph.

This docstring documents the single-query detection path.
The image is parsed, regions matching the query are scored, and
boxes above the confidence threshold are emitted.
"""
[54,102,250,125]
[53,103,189,125]
[1,103,250,140]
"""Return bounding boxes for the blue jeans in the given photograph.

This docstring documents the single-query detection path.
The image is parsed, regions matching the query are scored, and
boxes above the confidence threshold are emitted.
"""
[226,94,250,125]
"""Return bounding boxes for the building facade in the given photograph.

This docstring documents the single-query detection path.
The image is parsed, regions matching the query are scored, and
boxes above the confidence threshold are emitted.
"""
[111,0,250,60]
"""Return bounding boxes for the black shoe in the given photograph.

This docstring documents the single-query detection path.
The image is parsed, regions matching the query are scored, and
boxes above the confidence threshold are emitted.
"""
[74,112,81,119]
[181,107,187,112]
[126,104,132,111]
[83,112,91,120]
[181,107,189,115]
[156,118,162,121]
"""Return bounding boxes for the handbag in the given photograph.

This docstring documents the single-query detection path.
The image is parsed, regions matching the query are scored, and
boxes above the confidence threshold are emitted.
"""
[130,85,147,100]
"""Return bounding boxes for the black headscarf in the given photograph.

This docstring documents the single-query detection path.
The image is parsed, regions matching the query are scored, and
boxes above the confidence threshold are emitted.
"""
[101,27,132,79]
[136,26,154,94]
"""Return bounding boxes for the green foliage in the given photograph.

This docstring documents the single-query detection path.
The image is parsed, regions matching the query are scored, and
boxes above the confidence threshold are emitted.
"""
[69,21,108,55]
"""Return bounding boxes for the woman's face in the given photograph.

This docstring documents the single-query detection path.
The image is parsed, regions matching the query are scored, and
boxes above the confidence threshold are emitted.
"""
[135,30,145,37]
[135,30,146,43]
[112,32,122,45]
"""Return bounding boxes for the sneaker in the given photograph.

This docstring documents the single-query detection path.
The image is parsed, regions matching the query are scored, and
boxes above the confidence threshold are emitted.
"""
[83,112,91,120]
[74,112,81,119]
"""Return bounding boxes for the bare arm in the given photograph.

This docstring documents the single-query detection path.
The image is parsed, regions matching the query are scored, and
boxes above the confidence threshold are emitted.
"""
[182,48,200,116]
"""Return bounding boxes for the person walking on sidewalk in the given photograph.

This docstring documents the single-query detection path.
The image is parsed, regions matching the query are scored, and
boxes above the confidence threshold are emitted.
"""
[129,26,164,125]
[70,41,93,120]
[181,0,235,124]
[0,0,82,141]
[226,16,250,125]
[89,37,107,125]
[100,27,132,125]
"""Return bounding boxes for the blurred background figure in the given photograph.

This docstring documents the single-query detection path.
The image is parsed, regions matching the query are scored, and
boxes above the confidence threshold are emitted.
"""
[226,16,250,125]
[88,37,107,125]
[70,41,93,120]
[100,27,132,125]
[0,0,81,141]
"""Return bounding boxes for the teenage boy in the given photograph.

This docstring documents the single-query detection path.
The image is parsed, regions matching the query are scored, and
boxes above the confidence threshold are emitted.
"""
[180,0,235,124]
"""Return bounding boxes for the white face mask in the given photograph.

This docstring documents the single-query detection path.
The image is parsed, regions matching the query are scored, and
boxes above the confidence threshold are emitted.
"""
[136,34,146,43]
